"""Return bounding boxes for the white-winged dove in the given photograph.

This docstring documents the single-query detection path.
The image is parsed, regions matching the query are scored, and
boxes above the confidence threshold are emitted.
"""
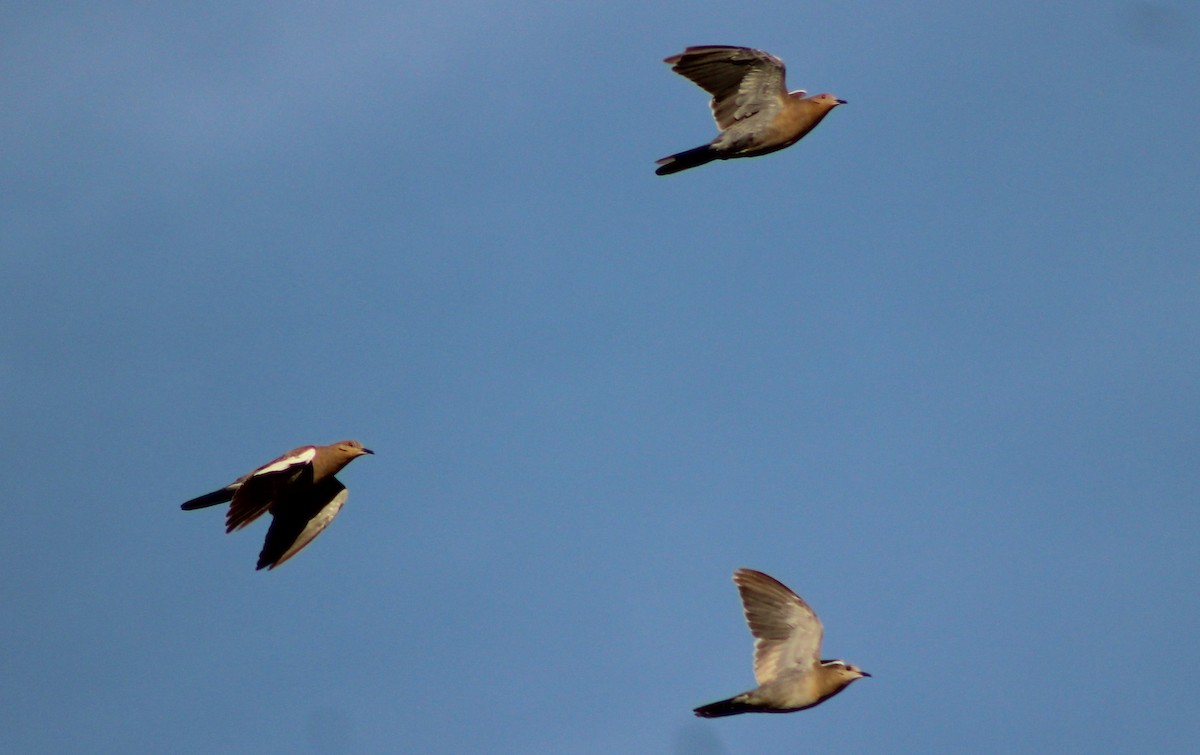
[181,440,373,570]
[694,568,869,717]
[656,46,845,175]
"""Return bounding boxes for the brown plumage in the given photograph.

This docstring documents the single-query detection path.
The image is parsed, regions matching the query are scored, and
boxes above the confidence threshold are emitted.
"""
[181,439,373,570]
[656,46,845,175]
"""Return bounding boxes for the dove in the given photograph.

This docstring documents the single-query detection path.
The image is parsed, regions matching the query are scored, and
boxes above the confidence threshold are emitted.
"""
[181,440,373,570]
[695,568,869,717]
[656,46,845,175]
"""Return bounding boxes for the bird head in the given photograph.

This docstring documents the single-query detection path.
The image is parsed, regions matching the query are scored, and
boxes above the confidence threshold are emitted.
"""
[333,439,375,459]
[810,93,847,108]
[820,659,870,682]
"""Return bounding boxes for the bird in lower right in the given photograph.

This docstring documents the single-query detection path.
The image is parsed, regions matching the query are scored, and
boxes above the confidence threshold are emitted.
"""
[694,568,869,718]
[655,45,845,176]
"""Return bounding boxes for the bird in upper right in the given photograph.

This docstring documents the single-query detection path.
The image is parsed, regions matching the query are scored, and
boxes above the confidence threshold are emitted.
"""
[655,46,845,176]
[694,568,869,718]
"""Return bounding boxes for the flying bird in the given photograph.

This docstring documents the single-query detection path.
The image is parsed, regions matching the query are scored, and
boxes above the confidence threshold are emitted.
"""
[181,440,373,570]
[694,568,869,718]
[656,45,845,175]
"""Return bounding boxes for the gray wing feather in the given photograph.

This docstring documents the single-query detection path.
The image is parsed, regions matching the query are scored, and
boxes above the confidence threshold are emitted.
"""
[666,46,789,130]
[734,569,824,685]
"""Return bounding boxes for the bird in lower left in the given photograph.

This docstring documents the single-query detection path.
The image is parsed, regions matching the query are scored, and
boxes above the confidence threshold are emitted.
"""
[181,439,373,570]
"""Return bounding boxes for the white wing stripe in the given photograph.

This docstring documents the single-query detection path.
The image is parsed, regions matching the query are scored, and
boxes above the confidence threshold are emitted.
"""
[255,447,316,475]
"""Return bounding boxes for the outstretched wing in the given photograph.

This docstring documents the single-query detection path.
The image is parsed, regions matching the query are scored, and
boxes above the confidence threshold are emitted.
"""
[257,477,348,570]
[665,46,792,130]
[225,446,316,532]
[733,568,823,685]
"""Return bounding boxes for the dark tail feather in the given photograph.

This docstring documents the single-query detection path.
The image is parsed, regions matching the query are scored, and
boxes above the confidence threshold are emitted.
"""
[181,487,235,510]
[694,697,757,718]
[655,145,718,176]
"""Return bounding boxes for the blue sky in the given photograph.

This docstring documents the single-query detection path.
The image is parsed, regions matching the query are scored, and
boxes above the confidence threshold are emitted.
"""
[2,2,1198,753]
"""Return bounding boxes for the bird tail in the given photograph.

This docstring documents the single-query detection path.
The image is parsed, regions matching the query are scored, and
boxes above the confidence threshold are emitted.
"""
[180,488,235,510]
[693,696,758,718]
[655,145,718,175]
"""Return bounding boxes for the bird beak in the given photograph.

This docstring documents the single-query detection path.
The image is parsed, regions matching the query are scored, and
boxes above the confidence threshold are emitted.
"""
[860,671,872,678]
[836,99,847,105]
[362,448,375,455]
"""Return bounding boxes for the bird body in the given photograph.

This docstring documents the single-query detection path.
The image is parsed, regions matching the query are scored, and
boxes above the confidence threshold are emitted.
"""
[694,569,868,718]
[694,659,865,717]
[181,439,373,570]
[656,46,845,175]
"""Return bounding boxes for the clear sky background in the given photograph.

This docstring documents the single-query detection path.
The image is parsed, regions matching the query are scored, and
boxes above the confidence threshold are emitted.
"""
[2,2,1198,753]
